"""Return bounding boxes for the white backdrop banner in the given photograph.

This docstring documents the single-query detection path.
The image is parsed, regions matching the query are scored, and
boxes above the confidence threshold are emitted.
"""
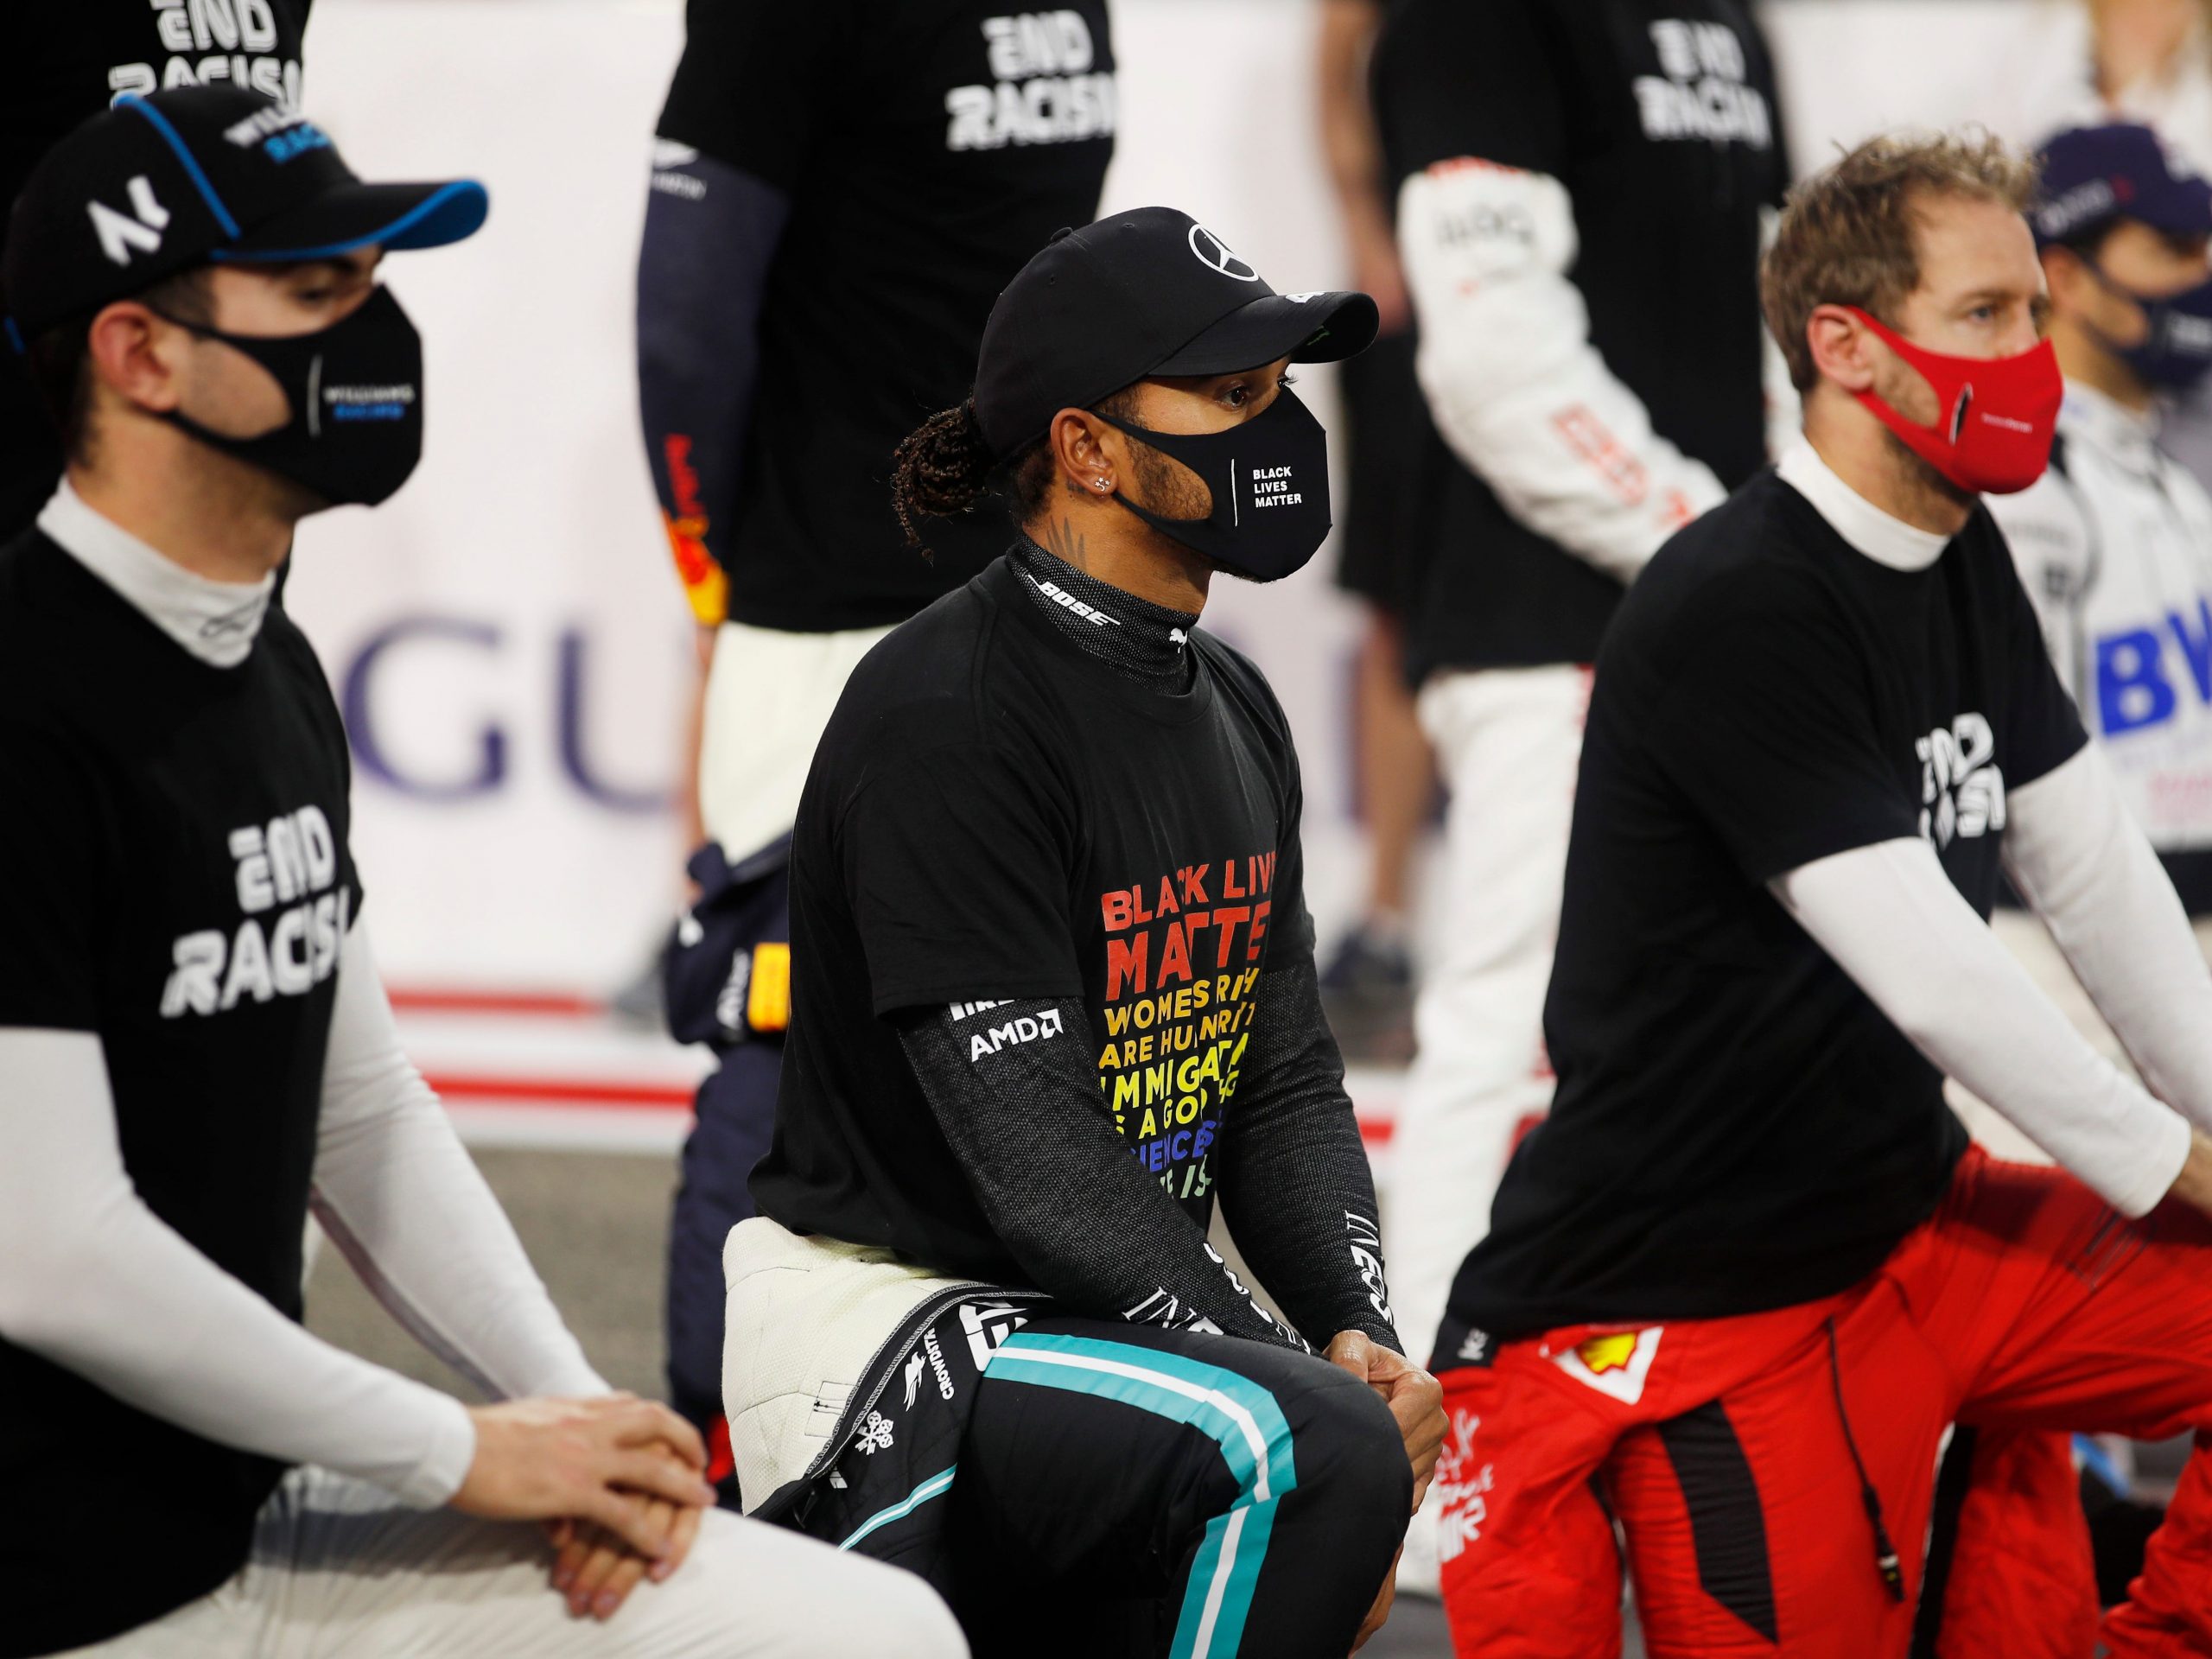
[285,0,2073,995]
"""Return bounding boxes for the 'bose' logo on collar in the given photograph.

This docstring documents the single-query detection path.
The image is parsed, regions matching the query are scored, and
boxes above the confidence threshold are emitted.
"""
[1188,223,1259,282]
[89,177,169,267]
[1030,575,1121,627]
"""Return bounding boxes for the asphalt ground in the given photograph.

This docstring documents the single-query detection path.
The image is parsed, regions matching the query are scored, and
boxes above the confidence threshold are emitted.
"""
[303,1144,1629,1657]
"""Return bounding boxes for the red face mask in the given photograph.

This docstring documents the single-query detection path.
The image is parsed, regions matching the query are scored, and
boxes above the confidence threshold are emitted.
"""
[1846,307,2062,496]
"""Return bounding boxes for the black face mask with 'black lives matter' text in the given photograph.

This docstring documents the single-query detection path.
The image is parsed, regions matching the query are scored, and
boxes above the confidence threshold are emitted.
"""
[1099,385,1332,582]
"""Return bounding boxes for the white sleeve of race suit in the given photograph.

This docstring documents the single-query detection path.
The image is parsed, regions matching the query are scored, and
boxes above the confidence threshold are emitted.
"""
[2004,744,2212,1134]
[1760,207,1803,462]
[1983,472,2094,704]
[312,925,607,1402]
[1770,837,2191,1217]
[1397,161,1730,582]
[0,1027,478,1506]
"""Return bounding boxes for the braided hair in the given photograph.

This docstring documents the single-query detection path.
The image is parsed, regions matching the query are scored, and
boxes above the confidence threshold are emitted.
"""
[889,400,1001,548]
[889,388,1140,550]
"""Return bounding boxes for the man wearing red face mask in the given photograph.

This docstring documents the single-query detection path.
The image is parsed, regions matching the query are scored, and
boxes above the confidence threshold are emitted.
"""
[1426,130,2212,1659]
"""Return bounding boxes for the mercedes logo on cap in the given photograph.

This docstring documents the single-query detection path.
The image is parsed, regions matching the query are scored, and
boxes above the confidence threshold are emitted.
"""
[1188,223,1260,282]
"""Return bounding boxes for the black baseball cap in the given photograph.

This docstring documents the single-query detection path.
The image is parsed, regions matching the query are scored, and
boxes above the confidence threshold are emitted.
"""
[972,207,1379,459]
[4,86,486,341]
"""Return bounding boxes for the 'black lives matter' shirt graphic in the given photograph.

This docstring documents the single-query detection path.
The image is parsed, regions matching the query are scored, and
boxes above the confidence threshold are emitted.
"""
[755,558,1314,1281]
[1442,473,2087,1344]
[0,529,360,1656]
[1096,854,1274,1205]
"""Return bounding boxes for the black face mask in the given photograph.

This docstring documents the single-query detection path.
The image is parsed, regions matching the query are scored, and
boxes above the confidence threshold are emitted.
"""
[156,284,425,509]
[1097,386,1332,582]
[2087,261,2212,391]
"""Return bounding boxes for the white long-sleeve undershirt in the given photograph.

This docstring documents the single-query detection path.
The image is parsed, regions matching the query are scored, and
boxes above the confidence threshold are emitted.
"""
[0,926,604,1507]
[2002,743,2212,1131]
[311,925,606,1405]
[1770,813,2194,1219]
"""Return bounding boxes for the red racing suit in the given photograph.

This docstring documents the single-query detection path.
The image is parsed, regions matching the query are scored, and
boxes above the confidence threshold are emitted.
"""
[1435,1147,2212,1657]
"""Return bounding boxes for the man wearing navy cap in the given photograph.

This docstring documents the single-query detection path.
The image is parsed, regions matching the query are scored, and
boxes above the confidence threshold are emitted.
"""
[0,86,963,1659]
[1989,124,2212,919]
[721,207,1445,1657]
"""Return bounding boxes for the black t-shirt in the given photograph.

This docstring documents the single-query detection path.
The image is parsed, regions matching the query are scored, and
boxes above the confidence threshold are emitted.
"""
[0,530,359,1656]
[1370,0,1785,679]
[753,556,1316,1280]
[1440,471,2088,1345]
[2,3,312,541]
[656,0,1115,632]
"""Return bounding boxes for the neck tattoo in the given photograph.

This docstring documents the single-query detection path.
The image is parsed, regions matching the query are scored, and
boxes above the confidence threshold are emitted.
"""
[1012,536,1198,687]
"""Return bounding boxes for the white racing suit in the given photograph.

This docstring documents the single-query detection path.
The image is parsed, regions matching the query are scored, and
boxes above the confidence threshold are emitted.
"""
[1985,381,2212,881]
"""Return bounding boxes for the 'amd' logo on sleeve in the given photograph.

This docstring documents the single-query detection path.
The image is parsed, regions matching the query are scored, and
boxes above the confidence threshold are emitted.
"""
[964,1006,1064,1061]
[160,804,349,1018]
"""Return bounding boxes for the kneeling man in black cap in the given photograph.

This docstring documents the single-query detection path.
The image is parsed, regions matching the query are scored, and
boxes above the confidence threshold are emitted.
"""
[722,207,1444,1658]
[0,86,963,1659]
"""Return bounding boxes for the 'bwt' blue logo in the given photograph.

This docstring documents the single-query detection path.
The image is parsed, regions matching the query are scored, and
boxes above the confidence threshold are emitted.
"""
[2097,599,2212,736]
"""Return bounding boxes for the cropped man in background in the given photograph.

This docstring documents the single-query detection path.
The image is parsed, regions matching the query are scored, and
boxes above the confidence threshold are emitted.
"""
[1367,0,1790,1586]
[0,86,962,1659]
[636,0,1116,1467]
[4,2,311,539]
[1959,119,2212,1621]
[1992,123,2212,925]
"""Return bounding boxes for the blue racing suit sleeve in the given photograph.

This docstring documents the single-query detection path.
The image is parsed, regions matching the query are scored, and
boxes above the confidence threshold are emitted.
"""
[639,0,854,621]
[635,149,791,626]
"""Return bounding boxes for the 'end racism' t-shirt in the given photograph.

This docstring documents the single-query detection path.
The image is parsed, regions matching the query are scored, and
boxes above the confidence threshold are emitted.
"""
[655,0,1114,631]
[0,529,359,1656]
[1440,469,2086,1348]
[753,556,1314,1282]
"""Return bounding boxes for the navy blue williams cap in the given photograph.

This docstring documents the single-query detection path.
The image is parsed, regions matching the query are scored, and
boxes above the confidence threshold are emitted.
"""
[972,207,1379,460]
[2032,123,2212,248]
[4,85,486,340]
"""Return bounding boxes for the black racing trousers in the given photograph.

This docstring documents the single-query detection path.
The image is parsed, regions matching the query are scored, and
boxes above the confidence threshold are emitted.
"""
[945,1318,1414,1659]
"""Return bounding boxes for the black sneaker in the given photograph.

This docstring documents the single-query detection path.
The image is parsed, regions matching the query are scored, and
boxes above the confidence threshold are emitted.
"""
[1319,925,1415,1063]
[1321,925,1414,995]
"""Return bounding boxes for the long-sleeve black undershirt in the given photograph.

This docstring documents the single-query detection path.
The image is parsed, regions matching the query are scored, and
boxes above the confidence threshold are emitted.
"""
[894,961,1400,1354]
